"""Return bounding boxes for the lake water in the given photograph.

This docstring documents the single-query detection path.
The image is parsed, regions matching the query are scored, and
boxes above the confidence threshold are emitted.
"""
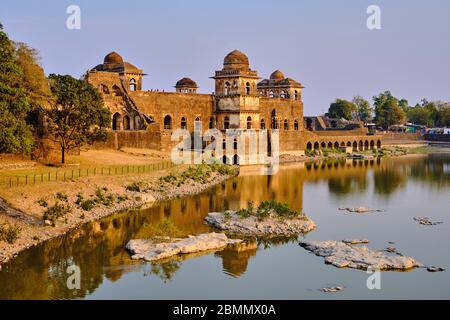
[1,154,449,299]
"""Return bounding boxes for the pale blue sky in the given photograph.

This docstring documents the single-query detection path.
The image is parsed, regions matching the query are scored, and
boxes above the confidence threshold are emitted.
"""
[2,0,450,115]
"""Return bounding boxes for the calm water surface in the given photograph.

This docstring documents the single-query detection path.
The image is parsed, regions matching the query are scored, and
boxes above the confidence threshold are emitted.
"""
[1,154,449,299]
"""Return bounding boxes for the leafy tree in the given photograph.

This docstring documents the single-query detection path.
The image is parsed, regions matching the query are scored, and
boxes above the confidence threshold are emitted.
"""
[0,23,34,154]
[14,42,52,135]
[352,95,373,122]
[46,74,111,163]
[373,91,405,129]
[326,99,357,120]
[435,101,450,127]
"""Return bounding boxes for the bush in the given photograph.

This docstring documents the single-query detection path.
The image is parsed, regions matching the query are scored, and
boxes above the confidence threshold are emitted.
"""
[117,195,128,203]
[55,192,68,202]
[0,223,22,244]
[37,198,48,207]
[80,199,96,211]
[126,181,145,192]
[43,201,71,225]
[235,200,303,221]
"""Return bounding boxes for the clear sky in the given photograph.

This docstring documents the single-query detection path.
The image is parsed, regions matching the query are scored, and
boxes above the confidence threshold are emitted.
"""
[2,0,450,115]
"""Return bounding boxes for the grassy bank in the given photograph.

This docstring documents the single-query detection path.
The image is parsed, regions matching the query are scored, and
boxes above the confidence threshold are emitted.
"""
[0,161,239,266]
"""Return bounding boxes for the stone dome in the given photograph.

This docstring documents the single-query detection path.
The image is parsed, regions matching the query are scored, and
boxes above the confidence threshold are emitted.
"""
[223,50,249,70]
[175,77,198,88]
[104,51,123,65]
[270,70,285,80]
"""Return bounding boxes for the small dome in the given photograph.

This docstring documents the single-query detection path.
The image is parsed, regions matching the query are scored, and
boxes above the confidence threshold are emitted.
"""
[270,70,285,80]
[104,51,123,65]
[175,77,198,88]
[223,50,249,70]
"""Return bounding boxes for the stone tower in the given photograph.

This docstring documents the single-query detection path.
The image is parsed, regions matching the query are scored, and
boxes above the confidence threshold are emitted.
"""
[212,50,261,129]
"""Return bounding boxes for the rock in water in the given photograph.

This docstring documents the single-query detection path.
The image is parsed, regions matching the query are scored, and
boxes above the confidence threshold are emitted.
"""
[126,232,241,262]
[338,207,384,214]
[299,240,422,271]
[342,239,369,245]
[320,286,344,293]
[205,211,316,237]
[413,217,443,226]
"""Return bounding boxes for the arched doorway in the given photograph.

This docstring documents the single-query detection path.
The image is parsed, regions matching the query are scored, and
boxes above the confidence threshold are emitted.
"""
[112,113,122,130]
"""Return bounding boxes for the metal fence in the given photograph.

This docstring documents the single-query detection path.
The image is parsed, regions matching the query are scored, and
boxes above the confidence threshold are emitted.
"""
[0,160,176,188]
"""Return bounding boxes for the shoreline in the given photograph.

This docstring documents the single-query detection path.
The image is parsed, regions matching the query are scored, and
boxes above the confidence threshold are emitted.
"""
[1,144,448,268]
[0,165,238,267]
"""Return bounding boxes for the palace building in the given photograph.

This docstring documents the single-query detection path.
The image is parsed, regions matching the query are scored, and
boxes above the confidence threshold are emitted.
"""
[85,50,381,159]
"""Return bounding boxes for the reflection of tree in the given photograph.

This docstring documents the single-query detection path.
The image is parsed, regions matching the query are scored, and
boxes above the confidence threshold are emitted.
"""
[409,154,450,188]
[215,246,257,278]
[374,167,406,196]
[328,175,368,197]
[146,261,181,282]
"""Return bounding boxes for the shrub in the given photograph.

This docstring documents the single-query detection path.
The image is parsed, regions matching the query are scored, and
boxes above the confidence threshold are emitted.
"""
[126,181,145,192]
[0,223,22,244]
[117,195,128,203]
[43,202,71,225]
[80,199,96,211]
[55,192,68,202]
[37,198,48,207]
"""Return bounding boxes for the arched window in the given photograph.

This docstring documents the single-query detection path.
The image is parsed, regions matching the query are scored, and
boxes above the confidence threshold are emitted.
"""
[181,117,187,129]
[245,82,251,95]
[112,85,121,96]
[284,119,289,130]
[194,117,201,131]
[246,116,252,129]
[164,115,172,129]
[269,91,274,98]
[224,116,230,130]
[129,78,137,91]
[112,113,122,130]
[99,84,109,94]
[271,109,277,129]
[233,139,238,149]
[294,90,298,100]
[209,117,214,129]
[224,82,230,95]
[260,119,266,130]
[280,90,287,99]
[294,119,299,130]
[123,115,130,130]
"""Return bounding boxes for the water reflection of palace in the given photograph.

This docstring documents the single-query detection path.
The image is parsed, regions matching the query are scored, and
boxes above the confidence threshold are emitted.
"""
[1,154,449,299]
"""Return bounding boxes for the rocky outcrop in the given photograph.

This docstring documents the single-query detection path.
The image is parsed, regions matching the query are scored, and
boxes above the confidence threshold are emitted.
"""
[205,211,316,237]
[299,240,422,271]
[413,217,443,226]
[126,232,241,262]
[338,207,384,214]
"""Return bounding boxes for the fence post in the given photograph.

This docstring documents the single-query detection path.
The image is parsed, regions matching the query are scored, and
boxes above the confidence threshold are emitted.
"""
[64,172,66,181]
[72,170,74,179]
[9,178,12,188]
[25,175,28,185]
[16,176,19,186]
[48,172,50,182]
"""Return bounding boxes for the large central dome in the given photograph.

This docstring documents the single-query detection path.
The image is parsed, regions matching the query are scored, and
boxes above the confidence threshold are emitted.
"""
[223,50,250,70]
